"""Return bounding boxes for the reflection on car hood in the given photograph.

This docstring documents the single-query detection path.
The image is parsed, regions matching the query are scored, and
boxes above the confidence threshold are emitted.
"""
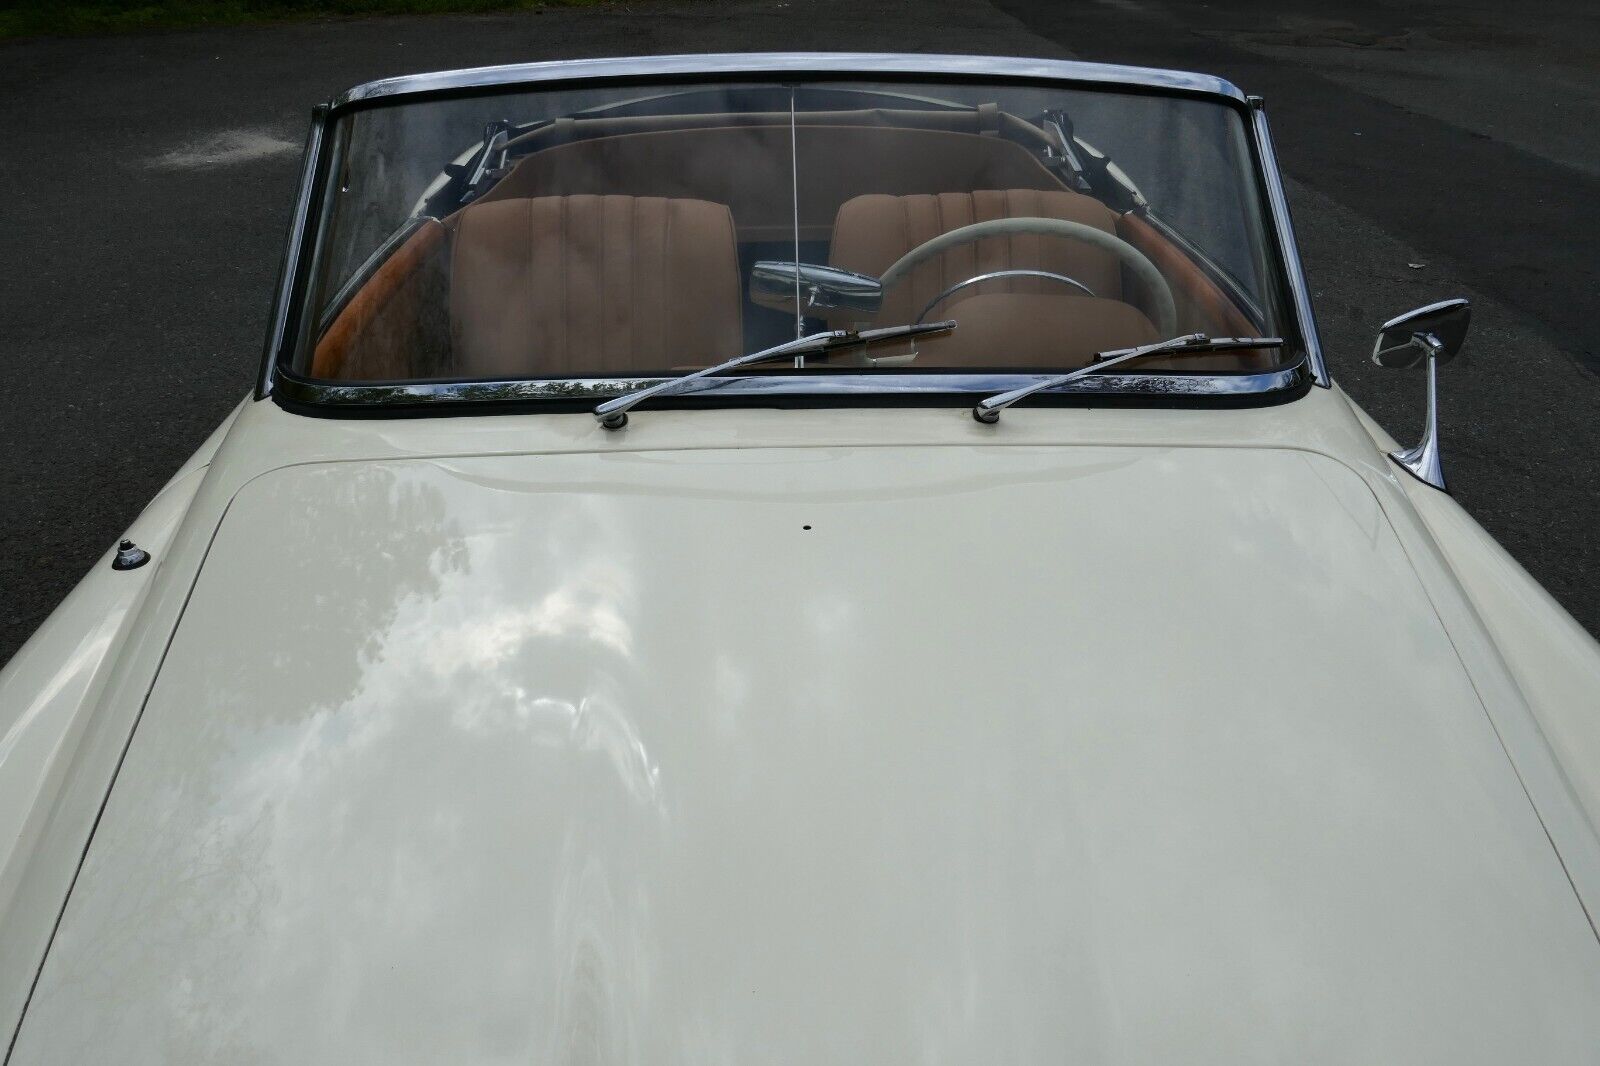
[13,444,1600,1064]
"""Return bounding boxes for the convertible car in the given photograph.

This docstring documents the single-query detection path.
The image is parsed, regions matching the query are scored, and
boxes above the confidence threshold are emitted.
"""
[4,54,1600,1064]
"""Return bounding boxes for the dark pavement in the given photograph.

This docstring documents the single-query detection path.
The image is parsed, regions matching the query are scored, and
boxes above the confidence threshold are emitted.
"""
[3,0,1599,664]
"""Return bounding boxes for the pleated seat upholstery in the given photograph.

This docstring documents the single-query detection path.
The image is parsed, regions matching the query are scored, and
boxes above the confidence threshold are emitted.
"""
[449,193,743,377]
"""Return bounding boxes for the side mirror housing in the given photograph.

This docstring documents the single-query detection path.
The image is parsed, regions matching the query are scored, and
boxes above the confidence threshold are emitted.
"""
[750,261,883,314]
[1372,298,1470,490]
[1372,298,1470,368]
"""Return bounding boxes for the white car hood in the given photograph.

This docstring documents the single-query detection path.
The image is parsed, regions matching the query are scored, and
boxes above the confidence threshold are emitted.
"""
[13,442,1600,1064]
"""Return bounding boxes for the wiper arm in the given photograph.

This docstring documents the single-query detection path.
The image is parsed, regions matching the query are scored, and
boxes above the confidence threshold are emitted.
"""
[972,334,1284,423]
[595,320,955,429]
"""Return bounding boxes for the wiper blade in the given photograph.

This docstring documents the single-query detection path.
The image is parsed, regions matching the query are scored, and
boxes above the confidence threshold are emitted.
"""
[972,334,1284,423]
[595,320,956,429]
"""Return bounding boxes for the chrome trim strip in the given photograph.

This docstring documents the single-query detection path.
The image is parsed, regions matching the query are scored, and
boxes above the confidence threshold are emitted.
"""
[274,358,1311,410]
[1249,98,1329,387]
[788,87,804,343]
[257,107,327,400]
[332,53,1248,109]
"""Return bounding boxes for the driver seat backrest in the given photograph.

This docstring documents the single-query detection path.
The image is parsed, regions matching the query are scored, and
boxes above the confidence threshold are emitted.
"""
[828,189,1125,325]
[448,193,742,377]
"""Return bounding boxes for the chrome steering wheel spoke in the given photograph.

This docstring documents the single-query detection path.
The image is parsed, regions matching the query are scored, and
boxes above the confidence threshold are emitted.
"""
[914,269,1095,324]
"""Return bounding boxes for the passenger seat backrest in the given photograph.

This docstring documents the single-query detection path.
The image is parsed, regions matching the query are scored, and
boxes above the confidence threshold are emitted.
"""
[829,189,1125,324]
[448,194,742,377]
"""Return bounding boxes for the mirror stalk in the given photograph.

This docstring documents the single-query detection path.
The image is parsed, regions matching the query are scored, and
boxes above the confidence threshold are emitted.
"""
[1391,334,1446,490]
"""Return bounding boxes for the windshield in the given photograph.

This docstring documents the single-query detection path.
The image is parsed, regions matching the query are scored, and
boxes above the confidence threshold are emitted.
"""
[293,77,1293,390]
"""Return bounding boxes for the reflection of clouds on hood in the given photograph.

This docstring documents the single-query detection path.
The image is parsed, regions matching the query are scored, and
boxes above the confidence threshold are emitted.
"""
[18,459,671,1065]
[424,574,635,673]
[221,464,663,1063]
[447,694,661,810]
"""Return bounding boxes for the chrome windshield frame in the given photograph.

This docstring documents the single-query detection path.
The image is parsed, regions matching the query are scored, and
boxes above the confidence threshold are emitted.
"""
[1247,95,1327,386]
[259,53,1330,407]
[258,104,327,400]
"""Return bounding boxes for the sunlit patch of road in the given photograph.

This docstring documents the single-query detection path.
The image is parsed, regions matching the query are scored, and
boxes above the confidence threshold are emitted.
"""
[146,127,298,169]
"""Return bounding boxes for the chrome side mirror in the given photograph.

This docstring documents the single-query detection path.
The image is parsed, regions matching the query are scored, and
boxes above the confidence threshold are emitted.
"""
[751,261,882,314]
[1371,298,1470,490]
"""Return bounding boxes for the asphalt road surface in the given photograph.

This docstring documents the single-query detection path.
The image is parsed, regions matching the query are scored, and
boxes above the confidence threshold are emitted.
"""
[3,0,1599,666]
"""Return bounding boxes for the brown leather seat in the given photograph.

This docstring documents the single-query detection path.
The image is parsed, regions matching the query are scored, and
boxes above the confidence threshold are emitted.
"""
[828,189,1160,367]
[449,193,742,377]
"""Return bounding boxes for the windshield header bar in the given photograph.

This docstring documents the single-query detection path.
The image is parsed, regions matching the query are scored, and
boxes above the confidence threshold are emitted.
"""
[332,53,1249,111]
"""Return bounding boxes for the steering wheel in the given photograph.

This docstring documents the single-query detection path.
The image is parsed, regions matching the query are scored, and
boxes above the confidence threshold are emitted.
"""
[880,217,1178,336]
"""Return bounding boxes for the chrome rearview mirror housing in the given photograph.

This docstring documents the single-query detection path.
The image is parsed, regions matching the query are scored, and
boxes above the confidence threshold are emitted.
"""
[1372,298,1470,491]
[1373,298,1470,368]
[751,261,883,314]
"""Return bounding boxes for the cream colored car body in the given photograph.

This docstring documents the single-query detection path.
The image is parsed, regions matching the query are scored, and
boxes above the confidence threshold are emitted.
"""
[3,383,1600,1064]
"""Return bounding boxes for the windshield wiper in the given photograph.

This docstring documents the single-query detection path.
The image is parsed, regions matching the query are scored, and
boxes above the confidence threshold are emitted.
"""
[972,333,1284,423]
[595,320,956,428]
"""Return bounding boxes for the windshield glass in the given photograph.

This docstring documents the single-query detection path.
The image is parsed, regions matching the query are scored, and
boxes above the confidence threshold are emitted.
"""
[294,78,1292,388]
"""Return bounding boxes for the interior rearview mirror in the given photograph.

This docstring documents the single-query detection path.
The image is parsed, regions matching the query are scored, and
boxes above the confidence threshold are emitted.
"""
[751,261,883,314]
[1372,298,1470,368]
